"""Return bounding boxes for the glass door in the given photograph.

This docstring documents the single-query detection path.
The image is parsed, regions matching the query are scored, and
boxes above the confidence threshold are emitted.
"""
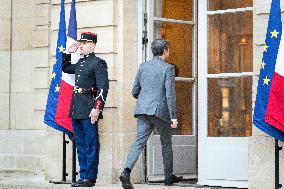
[146,0,197,181]
[198,0,253,187]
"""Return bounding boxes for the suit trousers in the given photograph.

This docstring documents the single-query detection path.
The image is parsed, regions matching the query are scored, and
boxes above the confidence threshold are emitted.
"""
[125,115,173,180]
[72,118,100,181]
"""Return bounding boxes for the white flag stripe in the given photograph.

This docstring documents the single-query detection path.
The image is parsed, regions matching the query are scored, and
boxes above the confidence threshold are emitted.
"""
[61,36,80,86]
[275,34,284,76]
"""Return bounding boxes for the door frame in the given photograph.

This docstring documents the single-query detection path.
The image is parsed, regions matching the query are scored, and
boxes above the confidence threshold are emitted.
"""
[138,0,253,186]
[197,0,207,184]
[137,0,147,182]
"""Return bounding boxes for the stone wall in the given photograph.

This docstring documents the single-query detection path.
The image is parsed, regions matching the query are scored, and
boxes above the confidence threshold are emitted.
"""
[0,1,11,130]
[0,0,141,184]
[0,0,45,173]
[249,0,284,188]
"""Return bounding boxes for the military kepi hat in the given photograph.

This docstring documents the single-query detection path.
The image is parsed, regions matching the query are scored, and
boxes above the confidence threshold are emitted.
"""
[78,32,97,43]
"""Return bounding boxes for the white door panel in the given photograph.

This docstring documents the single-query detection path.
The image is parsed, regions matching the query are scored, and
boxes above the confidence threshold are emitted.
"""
[198,0,253,187]
[206,138,248,180]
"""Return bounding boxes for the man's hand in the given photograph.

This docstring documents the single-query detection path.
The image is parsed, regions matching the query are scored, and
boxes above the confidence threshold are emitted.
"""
[89,108,100,124]
[171,120,178,129]
[68,42,80,53]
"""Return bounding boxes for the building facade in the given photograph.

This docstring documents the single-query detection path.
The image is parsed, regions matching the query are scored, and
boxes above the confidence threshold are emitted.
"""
[0,0,283,188]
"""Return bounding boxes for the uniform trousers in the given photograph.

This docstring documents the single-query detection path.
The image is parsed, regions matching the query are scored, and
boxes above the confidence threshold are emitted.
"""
[125,115,173,180]
[72,118,100,181]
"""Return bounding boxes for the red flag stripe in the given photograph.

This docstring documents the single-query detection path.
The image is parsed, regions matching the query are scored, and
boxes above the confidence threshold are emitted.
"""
[55,80,73,132]
[265,72,284,132]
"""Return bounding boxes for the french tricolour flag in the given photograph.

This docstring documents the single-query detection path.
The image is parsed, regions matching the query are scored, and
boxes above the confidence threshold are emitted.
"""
[253,0,284,141]
[55,0,80,132]
[44,0,79,137]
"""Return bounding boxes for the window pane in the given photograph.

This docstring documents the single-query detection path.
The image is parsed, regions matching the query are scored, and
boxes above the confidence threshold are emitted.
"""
[208,0,253,11]
[208,11,253,74]
[154,21,193,77]
[154,80,193,135]
[175,81,193,135]
[207,77,252,137]
[154,0,193,21]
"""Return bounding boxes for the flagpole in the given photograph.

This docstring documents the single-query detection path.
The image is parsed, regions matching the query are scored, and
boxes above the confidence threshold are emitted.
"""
[72,140,77,183]
[49,134,71,184]
[62,133,68,181]
[275,139,282,189]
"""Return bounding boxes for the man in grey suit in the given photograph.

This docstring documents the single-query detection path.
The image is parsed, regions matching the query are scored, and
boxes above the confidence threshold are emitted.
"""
[119,39,183,189]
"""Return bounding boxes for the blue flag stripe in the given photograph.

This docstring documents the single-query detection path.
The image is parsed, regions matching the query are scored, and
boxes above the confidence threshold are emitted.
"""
[68,0,77,40]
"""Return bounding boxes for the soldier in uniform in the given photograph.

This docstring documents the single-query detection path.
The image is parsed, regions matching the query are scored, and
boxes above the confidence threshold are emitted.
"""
[62,32,109,187]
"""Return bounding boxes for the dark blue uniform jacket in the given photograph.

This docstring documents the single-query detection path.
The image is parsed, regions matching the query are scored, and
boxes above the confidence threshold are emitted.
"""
[62,52,109,119]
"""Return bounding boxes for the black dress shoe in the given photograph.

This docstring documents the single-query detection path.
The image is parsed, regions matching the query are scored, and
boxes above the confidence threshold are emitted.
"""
[71,179,96,187]
[119,169,134,189]
[71,178,84,187]
[172,175,183,183]
[165,175,183,186]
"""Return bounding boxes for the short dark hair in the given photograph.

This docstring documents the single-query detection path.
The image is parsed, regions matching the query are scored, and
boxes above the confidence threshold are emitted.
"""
[151,39,169,56]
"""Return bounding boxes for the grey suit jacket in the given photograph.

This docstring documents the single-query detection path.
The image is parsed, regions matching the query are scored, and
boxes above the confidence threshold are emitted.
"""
[132,56,177,123]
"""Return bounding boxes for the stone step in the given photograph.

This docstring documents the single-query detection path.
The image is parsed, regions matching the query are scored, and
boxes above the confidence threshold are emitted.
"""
[0,170,207,189]
[0,183,200,189]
